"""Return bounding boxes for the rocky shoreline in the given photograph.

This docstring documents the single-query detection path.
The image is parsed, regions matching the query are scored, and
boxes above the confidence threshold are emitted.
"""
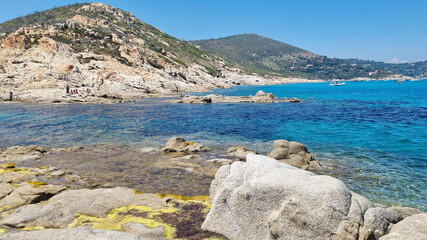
[2,78,421,105]
[0,76,314,104]
[0,138,425,239]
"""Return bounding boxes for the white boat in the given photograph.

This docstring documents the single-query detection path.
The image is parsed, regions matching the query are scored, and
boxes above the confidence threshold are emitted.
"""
[330,80,346,86]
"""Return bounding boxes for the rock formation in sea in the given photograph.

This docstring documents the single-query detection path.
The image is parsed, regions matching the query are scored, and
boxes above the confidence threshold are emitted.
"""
[268,139,320,170]
[162,137,210,153]
[169,90,302,104]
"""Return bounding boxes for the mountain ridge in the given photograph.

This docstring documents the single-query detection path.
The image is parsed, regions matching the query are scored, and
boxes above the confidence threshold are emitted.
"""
[191,34,421,80]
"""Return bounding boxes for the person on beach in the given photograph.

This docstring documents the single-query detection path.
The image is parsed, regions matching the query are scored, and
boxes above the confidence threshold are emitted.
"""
[9,92,13,101]
[66,85,70,94]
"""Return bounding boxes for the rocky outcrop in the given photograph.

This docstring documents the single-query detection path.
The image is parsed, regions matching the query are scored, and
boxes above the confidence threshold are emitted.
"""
[268,139,319,170]
[379,213,427,240]
[0,163,96,212]
[225,146,257,160]
[0,146,47,162]
[0,227,150,240]
[0,180,219,239]
[170,90,302,104]
[202,154,413,240]
[1,188,167,229]
[162,137,210,153]
[0,183,65,211]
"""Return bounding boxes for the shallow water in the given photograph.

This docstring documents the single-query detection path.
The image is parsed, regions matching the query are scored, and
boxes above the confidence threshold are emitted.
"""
[0,80,426,210]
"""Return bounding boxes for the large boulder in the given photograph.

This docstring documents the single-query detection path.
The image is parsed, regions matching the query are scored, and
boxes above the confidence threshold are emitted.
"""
[358,207,402,240]
[202,154,394,240]
[268,139,319,169]
[379,213,427,240]
[162,137,210,153]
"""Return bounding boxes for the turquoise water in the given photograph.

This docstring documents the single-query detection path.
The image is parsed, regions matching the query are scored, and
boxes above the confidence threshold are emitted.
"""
[0,80,426,210]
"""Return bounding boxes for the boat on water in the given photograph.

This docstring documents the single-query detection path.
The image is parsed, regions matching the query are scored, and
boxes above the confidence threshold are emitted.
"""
[329,80,346,86]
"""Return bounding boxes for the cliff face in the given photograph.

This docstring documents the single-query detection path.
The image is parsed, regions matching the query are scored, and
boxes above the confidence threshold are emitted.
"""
[0,3,270,103]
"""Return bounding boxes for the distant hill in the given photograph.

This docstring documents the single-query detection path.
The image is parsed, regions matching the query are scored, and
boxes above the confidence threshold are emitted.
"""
[191,34,393,80]
[344,59,427,79]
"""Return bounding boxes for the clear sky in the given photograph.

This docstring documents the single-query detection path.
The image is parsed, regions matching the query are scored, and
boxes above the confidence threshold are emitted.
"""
[1,0,426,63]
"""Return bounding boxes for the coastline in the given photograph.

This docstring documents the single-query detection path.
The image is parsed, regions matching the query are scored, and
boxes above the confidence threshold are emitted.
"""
[0,142,424,211]
[2,76,424,105]
[0,74,323,104]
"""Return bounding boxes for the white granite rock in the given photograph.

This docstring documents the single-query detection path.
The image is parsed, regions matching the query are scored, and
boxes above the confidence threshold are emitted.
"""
[202,154,395,240]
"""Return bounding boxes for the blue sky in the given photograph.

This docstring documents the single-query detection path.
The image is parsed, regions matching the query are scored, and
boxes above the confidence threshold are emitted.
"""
[1,0,426,63]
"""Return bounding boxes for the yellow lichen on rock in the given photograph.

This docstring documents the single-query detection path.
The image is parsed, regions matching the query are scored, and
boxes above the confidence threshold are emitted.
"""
[157,193,210,203]
[133,189,142,195]
[0,205,11,213]
[21,226,45,231]
[10,183,21,188]
[0,165,36,175]
[0,163,16,168]
[0,228,6,234]
[69,205,178,239]
[27,180,47,188]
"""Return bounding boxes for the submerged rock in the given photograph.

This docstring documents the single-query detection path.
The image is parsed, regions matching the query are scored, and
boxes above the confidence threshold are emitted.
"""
[284,97,301,103]
[268,139,319,170]
[174,95,213,104]
[202,154,403,240]
[162,137,210,153]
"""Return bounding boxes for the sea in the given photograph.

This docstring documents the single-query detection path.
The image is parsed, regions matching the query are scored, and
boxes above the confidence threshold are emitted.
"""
[0,80,426,210]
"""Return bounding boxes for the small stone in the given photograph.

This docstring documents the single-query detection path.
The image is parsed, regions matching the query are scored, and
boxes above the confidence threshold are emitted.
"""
[225,147,257,160]
[162,137,209,152]
[49,170,65,177]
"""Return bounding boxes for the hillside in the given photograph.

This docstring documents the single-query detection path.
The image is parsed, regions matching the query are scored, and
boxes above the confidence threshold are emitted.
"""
[191,34,393,80]
[0,3,273,103]
[344,59,427,79]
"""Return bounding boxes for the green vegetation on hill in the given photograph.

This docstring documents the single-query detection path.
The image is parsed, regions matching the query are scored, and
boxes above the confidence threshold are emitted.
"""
[344,59,427,79]
[191,34,391,80]
[0,3,88,34]
[0,3,220,71]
